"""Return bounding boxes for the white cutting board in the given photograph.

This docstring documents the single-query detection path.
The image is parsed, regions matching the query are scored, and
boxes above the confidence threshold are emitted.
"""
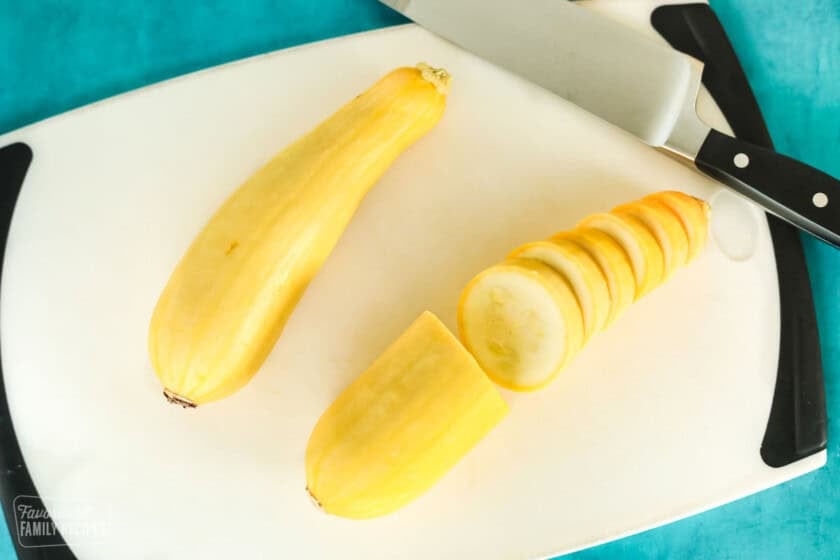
[0,1,826,558]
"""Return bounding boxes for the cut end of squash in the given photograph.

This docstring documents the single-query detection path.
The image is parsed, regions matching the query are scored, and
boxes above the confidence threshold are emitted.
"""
[458,258,584,391]
[416,62,451,95]
[162,388,197,409]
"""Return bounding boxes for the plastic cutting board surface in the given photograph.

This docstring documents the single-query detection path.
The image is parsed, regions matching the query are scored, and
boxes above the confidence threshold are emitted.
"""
[0,2,825,558]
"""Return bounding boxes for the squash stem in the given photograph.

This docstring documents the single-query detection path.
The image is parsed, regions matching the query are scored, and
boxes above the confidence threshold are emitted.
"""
[416,62,451,95]
[163,388,197,408]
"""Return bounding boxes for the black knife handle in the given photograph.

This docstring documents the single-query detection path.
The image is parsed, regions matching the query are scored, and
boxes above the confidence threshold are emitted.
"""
[695,128,840,248]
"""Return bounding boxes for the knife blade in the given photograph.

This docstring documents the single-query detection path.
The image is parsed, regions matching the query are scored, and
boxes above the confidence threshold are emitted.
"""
[379,0,840,248]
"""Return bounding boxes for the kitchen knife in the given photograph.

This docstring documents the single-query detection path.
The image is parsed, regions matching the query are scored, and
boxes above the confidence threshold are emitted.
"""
[379,0,840,248]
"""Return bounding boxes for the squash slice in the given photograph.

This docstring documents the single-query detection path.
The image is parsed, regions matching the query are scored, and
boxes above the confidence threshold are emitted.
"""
[458,258,585,391]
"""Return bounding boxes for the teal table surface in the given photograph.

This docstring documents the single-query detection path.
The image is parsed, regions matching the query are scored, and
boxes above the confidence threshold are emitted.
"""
[0,1,838,558]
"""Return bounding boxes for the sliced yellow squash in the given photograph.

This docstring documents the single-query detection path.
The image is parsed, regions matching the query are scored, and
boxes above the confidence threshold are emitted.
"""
[577,213,665,299]
[460,191,707,393]
[458,258,585,391]
[551,227,636,327]
[149,64,450,407]
[305,311,508,519]
[644,191,710,260]
[612,200,689,278]
[509,239,610,340]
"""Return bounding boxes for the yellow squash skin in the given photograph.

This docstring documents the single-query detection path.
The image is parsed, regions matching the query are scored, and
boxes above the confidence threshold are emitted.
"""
[305,312,508,519]
[149,65,450,407]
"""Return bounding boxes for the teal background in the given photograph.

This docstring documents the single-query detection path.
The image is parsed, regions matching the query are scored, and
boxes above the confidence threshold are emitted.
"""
[0,1,837,558]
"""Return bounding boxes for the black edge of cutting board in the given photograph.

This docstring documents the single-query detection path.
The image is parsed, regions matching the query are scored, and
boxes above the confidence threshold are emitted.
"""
[0,143,76,557]
[652,3,827,467]
[0,4,827,558]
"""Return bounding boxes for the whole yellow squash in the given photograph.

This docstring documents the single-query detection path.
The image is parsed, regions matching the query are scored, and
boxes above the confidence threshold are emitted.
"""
[149,64,450,407]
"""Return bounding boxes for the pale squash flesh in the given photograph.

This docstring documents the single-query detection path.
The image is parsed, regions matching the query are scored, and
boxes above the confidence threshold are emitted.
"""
[149,64,450,406]
[613,200,690,278]
[509,240,611,341]
[458,258,585,391]
[305,311,508,519]
[551,227,636,326]
[577,212,665,299]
